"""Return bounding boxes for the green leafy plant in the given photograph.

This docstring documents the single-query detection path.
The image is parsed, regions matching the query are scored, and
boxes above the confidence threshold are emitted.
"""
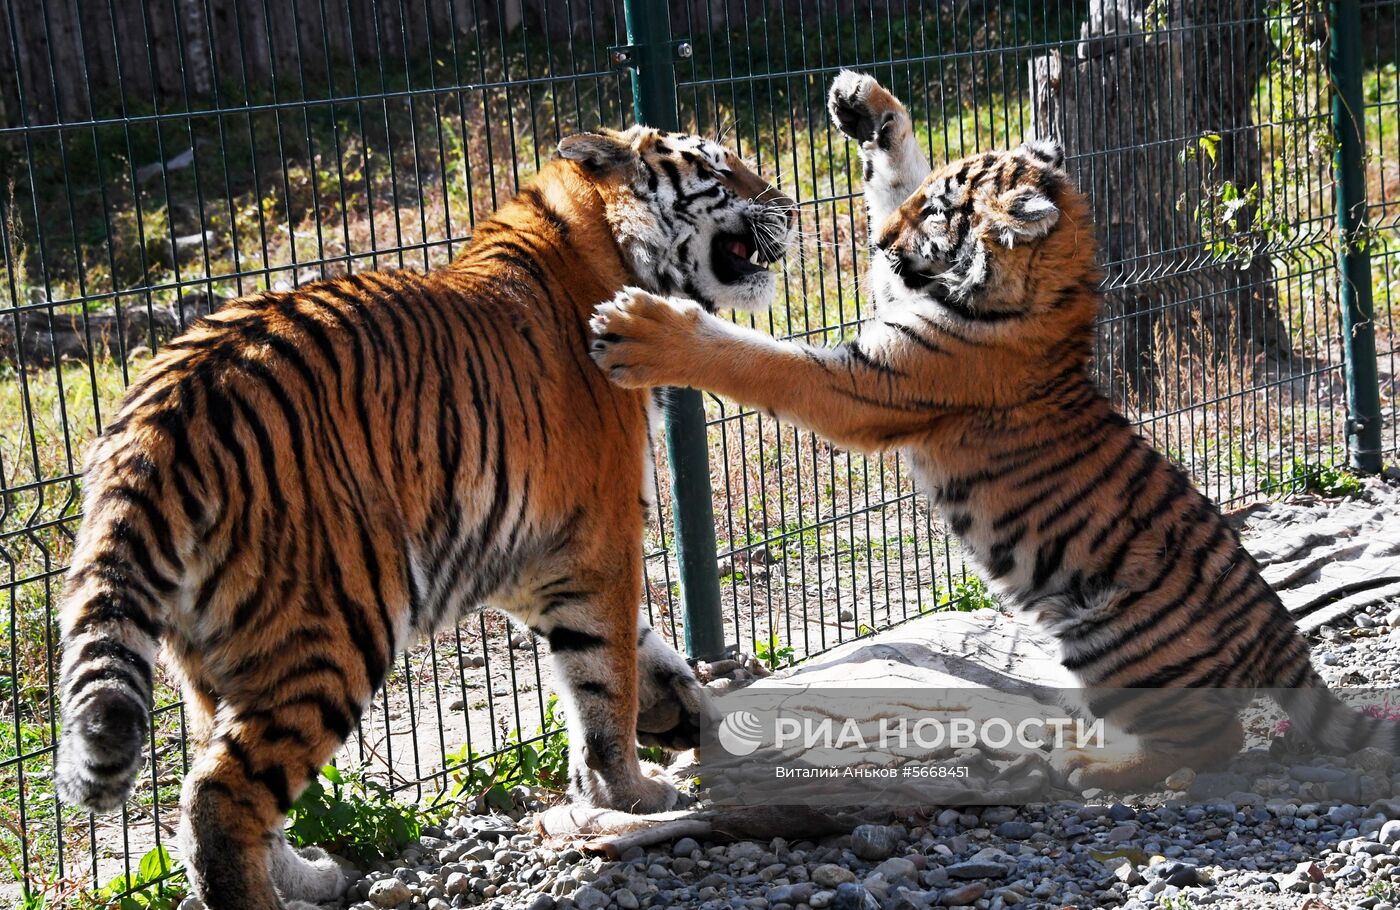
[1366,880,1397,900]
[446,695,571,813]
[1288,461,1366,498]
[13,861,49,910]
[77,847,185,910]
[286,764,424,867]
[1159,896,1198,910]
[753,633,796,669]
[937,574,1000,612]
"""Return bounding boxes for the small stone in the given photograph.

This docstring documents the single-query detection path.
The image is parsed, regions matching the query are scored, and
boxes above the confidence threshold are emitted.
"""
[673,837,700,857]
[367,878,412,908]
[850,824,897,861]
[1380,819,1400,846]
[813,864,857,888]
[935,808,962,828]
[767,883,817,904]
[980,806,1018,825]
[831,882,880,910]
[941,881,987,906]
[427,900,450,910]
[463,843,495,861]
[873,857,917,882]
[839,608,856,622]
[1370,798,1400,818]
[1290,765,1347,784]
[1114,863,1145,886]
[947,861,1010,880]
[613,889,639,910]
[1149,860,1200,888]
[995,821,1034,840]
[1358,747,1397,776]
[1108,803,1137,822]
[727,841,764,861]
[571,884,610,910]
[1108,824,1138,842]
[526,896,557,910]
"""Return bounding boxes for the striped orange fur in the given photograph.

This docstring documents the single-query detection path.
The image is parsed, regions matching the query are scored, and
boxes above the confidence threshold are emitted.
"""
[56,127,793,910]
[591,73,1398,791]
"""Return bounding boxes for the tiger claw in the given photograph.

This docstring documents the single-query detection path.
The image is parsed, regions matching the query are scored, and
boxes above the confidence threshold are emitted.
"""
[590,289,705,388]
[828,70,904,148]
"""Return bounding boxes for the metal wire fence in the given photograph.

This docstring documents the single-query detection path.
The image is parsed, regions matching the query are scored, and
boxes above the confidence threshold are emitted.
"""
[0,0,1395,903]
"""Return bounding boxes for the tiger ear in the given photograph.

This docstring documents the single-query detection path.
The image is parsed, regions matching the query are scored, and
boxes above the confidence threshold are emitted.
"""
[557,131,638,174]
[989,186,1060,243]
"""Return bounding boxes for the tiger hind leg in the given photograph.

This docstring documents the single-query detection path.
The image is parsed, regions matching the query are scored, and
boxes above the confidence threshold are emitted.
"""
[179,718,349,909]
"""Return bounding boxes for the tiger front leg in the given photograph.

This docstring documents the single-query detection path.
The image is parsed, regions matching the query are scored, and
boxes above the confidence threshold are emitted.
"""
[591,288,941,452]
[827,70,930,227]
[541,561,679,814]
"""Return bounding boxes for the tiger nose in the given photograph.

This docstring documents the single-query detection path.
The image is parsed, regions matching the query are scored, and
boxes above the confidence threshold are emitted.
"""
[773,193,797,226]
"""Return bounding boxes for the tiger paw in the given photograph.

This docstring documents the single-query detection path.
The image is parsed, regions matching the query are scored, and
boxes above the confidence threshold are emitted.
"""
[828,70,910,151]
[269,839,347,905]
[573,760,680,815]
[636,628,712,751]
[590,288,707,388]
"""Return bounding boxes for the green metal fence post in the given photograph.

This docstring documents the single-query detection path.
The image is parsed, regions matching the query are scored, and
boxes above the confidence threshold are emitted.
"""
[1329,0,1384,473]
[616,0,727,660]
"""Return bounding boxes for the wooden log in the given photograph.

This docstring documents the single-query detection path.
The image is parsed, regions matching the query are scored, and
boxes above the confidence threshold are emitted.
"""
[534,804,874,859]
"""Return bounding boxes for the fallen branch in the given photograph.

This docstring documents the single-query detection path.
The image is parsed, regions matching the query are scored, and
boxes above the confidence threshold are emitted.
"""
[534,804,874,860]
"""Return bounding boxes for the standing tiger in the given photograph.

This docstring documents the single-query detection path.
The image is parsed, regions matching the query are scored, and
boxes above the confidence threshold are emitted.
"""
[591,72,1399,789]
[56,127,793,910]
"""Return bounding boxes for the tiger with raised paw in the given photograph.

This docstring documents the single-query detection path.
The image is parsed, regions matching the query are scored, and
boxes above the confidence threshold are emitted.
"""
[590,71,1398,790]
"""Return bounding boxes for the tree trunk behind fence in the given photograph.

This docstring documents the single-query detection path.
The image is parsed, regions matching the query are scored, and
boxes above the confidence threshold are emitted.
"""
[1031,0,1295,404]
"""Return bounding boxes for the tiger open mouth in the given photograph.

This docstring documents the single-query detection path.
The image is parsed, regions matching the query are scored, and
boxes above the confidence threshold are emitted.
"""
[712,223,781,285]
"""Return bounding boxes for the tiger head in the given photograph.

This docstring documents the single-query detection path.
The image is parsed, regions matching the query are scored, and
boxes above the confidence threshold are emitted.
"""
[558,127,795,312]
[874,140,1100,334]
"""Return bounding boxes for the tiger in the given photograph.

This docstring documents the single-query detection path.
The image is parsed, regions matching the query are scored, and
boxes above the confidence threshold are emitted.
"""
[55,126,794,910]
[589,71,1399,791]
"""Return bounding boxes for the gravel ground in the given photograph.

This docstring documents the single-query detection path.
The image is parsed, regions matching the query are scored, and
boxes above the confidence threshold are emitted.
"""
[182,482,1400,910]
